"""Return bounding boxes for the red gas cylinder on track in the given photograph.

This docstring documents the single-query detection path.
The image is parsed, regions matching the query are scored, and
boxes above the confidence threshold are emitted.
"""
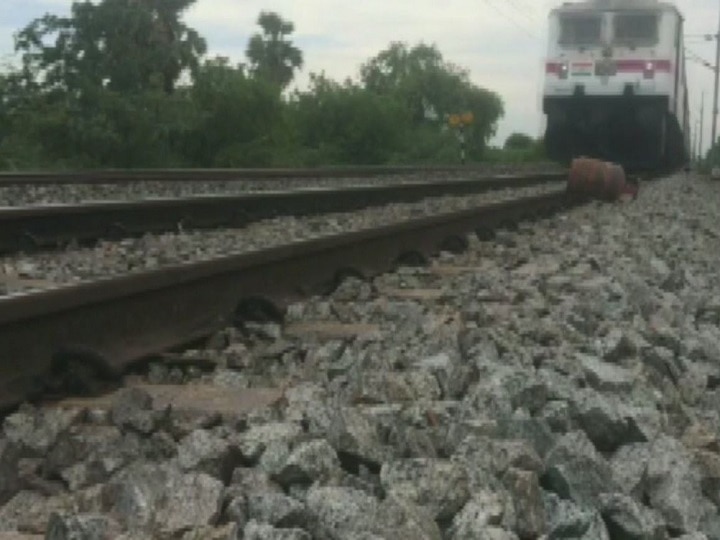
[567,157,627,201]
[603,163,626,200]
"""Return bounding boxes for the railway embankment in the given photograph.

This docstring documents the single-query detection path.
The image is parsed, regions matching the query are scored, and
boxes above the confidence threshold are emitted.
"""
[1,173,719,539]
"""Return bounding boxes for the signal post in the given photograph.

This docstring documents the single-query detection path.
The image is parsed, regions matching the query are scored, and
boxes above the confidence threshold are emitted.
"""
[448,112,474,164]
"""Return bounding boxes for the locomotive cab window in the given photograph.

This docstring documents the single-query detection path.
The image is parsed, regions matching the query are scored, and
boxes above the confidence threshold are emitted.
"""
[559,15,602,46]
[613,13,659,46]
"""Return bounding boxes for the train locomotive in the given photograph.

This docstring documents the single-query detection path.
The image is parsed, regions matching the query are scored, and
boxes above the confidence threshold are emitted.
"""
[542,0,690,172]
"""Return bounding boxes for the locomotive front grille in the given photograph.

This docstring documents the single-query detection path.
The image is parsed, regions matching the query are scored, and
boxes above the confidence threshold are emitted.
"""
[595,59,617,77]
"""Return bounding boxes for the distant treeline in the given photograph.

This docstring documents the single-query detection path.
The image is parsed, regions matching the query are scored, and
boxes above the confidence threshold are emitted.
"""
[0,0,542,170]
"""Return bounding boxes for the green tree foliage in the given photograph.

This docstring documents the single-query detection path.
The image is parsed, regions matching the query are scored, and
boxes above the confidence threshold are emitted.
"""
[15,0,206,94]
[3,0,205,168]
[246,12,303,91]
[1,4,516,170]
[485,135,546,164]
[185,57,286,166]
[289,73,409,165]
[0,68,48,169]
[504,132,534,150]
[3,84,194,168]
[360,42,504,157]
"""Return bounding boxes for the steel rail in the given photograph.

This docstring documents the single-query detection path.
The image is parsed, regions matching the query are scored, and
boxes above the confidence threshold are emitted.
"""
[0,173,565,254]
[0,165,562,185]
[0,187,578,412]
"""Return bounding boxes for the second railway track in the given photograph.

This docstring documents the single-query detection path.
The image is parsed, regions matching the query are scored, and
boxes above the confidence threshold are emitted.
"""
[0,181,578,412]
[0,171,564,254]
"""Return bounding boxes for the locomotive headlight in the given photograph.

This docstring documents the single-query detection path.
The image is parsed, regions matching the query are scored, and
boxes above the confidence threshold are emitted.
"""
[559,63,569,79]
[644,61,655,79]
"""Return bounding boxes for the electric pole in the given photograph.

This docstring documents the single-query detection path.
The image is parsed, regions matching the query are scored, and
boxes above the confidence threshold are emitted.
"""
[700,91,705,160]
[712,4,720,149]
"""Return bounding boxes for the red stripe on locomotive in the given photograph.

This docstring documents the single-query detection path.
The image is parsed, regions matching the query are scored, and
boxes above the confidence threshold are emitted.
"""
[546,62,562,74]
[615,59,672,72]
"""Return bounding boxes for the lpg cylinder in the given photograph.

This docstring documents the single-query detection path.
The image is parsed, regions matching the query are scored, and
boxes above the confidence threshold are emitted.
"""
[567,157,594,195]
[587,160,608,198]
[602,163,626,200]
[567,157,627,201]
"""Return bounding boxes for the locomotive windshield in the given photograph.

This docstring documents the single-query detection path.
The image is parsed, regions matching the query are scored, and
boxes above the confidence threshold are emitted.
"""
[559,15,602,46]
[613,12,659,46]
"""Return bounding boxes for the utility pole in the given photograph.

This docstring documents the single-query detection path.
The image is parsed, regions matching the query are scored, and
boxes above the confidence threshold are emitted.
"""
[700,92,706,161]
[712,4,720,149]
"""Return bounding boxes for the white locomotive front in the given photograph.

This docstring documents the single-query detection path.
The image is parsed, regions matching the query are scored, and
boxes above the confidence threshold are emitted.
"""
[543,0,689,171]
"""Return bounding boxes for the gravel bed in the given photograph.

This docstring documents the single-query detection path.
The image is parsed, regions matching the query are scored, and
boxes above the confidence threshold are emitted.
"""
[2,174,720,539]
[0,163,562,207]
[0,182,562,295]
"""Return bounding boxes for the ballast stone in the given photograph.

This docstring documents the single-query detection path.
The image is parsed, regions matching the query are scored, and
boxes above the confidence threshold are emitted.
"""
[577,353,635,392]
[100,461,222,535]
[599,492,666,540]
[110,387,166,435]
[273,438,340,487]
[326,406,389,468]
[571,388,646,451]
[236,422,302,464]
[0,490,73,535]
[304,485,442,540]
[542,492,598,538]
[645,436,707,533]
[43,424,124,479]
[543,430,614,508]
[503,468,546,538]
[452,435,543,479]
[494,415,556,459]
[177,428,241,482]
[380,458,470,522]
[245,492,306,529]
[45,512,122,540]
[243,520,311,540]
[447,490,507,538]
[610,443,653,498]
[3,406,80,455]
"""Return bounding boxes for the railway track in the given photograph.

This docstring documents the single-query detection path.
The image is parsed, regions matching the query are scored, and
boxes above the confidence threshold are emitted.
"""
[0,182,578,412]
[0,171,564,254]
[0,164,562,186]
[3,171,717,540]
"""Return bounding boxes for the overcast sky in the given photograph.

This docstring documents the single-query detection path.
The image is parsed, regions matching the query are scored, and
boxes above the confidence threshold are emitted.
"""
[1,0,720,151]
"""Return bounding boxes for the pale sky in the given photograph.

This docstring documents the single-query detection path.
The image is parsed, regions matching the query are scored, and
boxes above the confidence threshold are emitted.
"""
[1,0,719,151]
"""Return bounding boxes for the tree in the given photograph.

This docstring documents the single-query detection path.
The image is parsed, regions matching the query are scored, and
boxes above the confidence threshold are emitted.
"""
[0,68,46,169]
[3,5,519,170]
[246,12,303,90]
[15,0,206,95]
[361,43,454,123]
[360,42,503,156]
[289,73,409,165]
[185,57,286,166]
[504,132,534,150]
[3,0,206,168]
